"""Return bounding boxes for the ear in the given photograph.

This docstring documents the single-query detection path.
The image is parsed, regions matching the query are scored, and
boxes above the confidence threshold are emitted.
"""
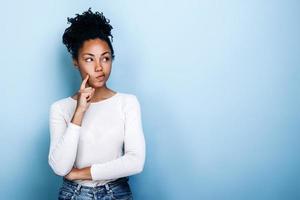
[73,58,79,69]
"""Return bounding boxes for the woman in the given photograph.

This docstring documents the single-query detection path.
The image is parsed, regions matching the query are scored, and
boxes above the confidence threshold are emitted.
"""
[48,8,146,200]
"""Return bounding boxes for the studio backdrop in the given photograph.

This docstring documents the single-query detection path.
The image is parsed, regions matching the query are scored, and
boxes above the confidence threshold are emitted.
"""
[0,0,299,199]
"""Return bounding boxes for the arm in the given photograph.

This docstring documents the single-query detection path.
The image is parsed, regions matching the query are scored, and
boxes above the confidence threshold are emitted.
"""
[64,166,92,181]
[89,95,146,180]
[48,102,84,176]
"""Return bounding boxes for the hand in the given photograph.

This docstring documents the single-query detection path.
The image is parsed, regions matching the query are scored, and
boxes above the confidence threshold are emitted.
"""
[64,167,92,181]
[64,167,79,181]
[76,74,95,112]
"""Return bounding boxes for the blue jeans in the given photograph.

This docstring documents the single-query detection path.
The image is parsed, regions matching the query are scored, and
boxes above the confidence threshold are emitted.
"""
[58,177,133,200]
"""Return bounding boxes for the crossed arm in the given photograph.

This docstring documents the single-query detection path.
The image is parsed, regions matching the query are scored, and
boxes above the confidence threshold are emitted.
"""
[64,166,92,181]
[48,96,146,181]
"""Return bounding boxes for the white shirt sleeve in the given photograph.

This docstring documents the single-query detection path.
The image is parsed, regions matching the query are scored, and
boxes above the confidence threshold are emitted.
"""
[90,95,146,180]
[48,102,81,176]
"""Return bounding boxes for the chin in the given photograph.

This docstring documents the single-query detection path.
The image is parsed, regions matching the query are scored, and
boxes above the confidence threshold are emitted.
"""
[92,81,106,88]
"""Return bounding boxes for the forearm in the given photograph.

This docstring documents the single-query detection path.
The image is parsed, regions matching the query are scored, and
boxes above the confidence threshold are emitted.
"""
[77,166,92,180]
[90,149,145,181]
[71,107,85,126]
[65,166,92,181]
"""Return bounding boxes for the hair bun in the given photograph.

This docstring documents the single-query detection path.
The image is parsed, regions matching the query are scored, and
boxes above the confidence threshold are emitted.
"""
[66,7,113,40]
[62,7,115,59]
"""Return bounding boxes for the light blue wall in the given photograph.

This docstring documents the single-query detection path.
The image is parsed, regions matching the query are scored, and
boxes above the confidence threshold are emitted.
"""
[1,0,299,199]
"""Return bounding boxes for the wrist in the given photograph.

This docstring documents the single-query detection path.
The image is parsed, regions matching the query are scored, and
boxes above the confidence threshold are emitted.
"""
[78,167,92,180]
[75,107,86,114]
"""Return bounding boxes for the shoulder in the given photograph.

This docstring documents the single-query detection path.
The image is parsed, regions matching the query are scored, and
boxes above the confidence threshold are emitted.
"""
[117,92,141,110]
[49,96,73,112]
[118,92,140,104]
[118,92,138,100]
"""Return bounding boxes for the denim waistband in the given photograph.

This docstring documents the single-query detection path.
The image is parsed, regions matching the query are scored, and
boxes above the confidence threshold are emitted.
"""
[62,176,129,192]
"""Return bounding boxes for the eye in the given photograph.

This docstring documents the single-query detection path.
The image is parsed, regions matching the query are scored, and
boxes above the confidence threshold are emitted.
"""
[102,57,110,62]
[85,58,93,62]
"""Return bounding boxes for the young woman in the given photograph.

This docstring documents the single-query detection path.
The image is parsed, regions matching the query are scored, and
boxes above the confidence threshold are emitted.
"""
[48,8,146,200]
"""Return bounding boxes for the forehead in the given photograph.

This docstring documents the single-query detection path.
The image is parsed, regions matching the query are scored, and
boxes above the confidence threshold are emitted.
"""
[79,38,110,55]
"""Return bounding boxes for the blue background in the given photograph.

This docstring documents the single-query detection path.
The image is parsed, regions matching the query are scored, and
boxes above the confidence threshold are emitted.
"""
[1,0,299,199]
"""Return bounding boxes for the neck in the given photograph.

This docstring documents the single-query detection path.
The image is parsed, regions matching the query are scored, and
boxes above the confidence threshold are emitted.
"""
[90,84,116,102]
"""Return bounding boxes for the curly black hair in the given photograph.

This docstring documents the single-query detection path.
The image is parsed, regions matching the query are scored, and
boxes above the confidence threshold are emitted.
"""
[62,8,115,60]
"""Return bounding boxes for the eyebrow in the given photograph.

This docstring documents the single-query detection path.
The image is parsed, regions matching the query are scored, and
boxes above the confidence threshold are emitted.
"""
[82,51,111,57]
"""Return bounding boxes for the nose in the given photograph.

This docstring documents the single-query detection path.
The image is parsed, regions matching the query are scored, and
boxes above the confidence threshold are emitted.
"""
[95,62,103,71]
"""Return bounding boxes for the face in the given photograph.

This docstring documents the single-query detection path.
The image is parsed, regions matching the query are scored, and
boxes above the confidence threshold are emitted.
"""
[73,38,113,88]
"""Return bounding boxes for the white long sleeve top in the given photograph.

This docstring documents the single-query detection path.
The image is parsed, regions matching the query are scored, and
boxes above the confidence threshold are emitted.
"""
[48,92,146,187]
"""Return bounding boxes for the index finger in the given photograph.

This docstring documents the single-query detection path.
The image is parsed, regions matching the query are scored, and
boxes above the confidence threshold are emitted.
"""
[80,74,89,90]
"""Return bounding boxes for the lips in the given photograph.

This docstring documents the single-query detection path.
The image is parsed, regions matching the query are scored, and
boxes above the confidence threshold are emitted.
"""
[96,74,105,81]
[96,74,105,78]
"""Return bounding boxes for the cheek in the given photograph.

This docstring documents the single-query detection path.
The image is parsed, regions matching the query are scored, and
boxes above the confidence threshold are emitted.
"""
[104,64,112,73]
[79,63,93,73]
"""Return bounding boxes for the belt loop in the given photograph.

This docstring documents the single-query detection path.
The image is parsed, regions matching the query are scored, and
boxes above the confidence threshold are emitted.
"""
[76,184,82,191]
[105,183,110,191]
[74,183,82,195]
[104,183,113,194]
